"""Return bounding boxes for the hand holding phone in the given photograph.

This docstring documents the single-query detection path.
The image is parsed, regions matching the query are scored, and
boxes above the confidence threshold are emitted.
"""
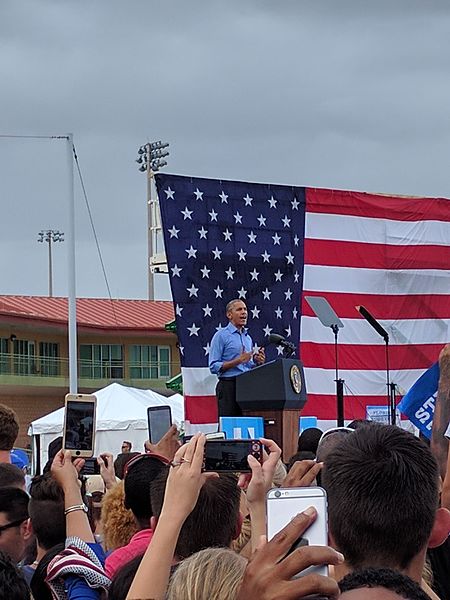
[63,394,97,458]
[203,440,263,473]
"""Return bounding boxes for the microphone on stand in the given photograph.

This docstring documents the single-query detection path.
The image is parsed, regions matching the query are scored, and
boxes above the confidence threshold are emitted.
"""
[268,333,296,357]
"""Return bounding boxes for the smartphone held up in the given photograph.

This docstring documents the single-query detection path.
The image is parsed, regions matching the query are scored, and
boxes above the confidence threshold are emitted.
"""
[62,393,97,458]
[203,439,263,473]
[147,405,172,444]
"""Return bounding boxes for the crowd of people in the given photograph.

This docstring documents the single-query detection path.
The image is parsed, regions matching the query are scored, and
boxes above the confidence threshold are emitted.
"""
[0,344,449,599]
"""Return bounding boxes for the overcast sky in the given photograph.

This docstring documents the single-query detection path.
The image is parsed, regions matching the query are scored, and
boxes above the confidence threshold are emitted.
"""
[1,0,450,300]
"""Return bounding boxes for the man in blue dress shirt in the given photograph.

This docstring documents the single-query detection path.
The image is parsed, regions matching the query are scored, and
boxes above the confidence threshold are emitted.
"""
[209,299,265,417]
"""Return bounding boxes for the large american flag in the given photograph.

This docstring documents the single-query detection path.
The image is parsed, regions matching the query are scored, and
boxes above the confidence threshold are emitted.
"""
[155,174,450,430]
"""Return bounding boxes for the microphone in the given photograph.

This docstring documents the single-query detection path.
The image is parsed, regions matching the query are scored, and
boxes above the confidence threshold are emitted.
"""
[268,333,296,357]
[356,305,389,342]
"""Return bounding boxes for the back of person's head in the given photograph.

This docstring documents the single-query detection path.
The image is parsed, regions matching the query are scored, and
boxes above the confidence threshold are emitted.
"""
[0,404,19,451]
[339,567,432,600]
[114,451,140,479]
[28,473,65,550]
[151,470,241,560]
[0,463,25,489]
[30,543,64,600]
[108,554,143,600]
[315,427,355,464]
[101,480,138,551]
[297,427,323,454]
[322,423,439,570]
[0,550,30,599]
[124,454,168,528]
[347,419,371,430]
[167,547,247,600]
[0,486,29,521]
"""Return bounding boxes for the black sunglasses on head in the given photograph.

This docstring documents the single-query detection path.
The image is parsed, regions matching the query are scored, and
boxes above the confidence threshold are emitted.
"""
[0,517,27,535]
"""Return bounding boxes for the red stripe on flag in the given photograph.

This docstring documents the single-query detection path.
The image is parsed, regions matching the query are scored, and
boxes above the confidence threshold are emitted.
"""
[185,395,218,424]
[304,239,450,270]
[306,188,450,222]
[301,291,450,319]
[302,394,397,420]
[301,342,441,371]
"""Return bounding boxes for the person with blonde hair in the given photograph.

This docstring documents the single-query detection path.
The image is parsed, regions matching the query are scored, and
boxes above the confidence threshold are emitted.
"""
[167,547,246,600]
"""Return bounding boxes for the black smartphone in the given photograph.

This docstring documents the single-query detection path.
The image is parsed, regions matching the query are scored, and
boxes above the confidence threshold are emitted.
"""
[63,394,97,458]
[147,405,172,444]
[81,457,101,476]
[203,440,263,472]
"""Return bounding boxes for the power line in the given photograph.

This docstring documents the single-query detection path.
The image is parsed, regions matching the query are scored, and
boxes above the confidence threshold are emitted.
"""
[0,134,69,139]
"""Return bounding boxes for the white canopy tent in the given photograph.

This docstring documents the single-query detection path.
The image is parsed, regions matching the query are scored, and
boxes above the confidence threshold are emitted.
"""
[28,382,184,473]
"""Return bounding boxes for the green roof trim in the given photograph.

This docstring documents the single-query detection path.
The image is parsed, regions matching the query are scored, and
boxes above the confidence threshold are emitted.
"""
[164,319,177,332]
[166,372,182,392]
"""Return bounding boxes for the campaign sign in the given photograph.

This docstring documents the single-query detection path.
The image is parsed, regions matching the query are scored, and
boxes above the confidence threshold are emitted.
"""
[397,363,440,439]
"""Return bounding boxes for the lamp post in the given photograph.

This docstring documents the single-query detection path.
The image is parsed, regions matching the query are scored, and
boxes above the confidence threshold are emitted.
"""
[136,141,169,300]
[37,229,64,297]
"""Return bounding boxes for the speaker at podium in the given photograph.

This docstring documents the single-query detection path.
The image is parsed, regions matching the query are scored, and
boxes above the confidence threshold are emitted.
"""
[235,358,307,460]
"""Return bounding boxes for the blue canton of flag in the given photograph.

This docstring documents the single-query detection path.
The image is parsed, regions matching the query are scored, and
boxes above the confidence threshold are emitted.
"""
[155,174,306,371]
[397,362,440,438]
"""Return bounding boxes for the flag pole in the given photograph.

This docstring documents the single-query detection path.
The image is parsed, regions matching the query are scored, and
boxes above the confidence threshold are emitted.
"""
[66,133,78,393]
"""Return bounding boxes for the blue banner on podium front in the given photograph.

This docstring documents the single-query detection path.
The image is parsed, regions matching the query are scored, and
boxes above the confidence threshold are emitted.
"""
[219,417,265,439]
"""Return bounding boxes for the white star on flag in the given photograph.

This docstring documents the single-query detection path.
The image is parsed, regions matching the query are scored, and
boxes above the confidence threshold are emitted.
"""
[178,345,184,355]
[284,288,293,300]
[250,268,259,281]
[188,323,200,336]
[164,187,175,199]
[194,188,203,200]
[274,270,283,282]
[225,267,235,279]
[272,233,281,245]
[243,194,253,206]
[187,284,199,297]
[200,265,210,278]
[223,229,233,241]
[277,345,285,355]
[185,246,197,259]
[219,191,228,203]
[257,214,266,227]
[275,306,283,318]
[291,197,299,210]
[286,252,294,264]
[209,209,218,222]
[251,306,260,318]
[202,304,213,317]
[175,304,183,316]
[203,342,211,355]
[262,288,271,300]
[198,226,208,239]
[293,307,298,319]
[237,249,247,261]
[268,196,277,208]
[282,215,291,227]
[263,324,273,336]
[285,325,292,337]
[214,285,223,298]
[294,235,299,246]
[212,247,222,260]
[234,211,243,224]
[181,207,193,220]
[168,226,179,238]
[261,250,270,263]
[248,231,257,243]
[237,287,247,299]
[171,264,182,277]
[294,271,300,282]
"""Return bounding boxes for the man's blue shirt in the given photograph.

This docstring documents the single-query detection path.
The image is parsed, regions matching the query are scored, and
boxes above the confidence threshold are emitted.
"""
[209,322,255,378]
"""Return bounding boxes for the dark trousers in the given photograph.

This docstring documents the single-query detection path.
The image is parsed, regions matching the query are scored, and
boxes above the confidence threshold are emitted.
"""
[216,378,242,418]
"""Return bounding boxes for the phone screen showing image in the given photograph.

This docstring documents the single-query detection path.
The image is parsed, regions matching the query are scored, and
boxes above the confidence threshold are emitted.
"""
[147,406,172,444]
[64,401,95,452]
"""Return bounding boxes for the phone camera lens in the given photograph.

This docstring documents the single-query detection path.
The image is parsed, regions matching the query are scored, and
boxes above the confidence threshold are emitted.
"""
[252,443,260,452]
[76,450,80,456]
[275,490,281,498]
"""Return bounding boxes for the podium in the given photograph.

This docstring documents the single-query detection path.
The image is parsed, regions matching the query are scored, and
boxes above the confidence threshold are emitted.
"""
[236,359,307,460]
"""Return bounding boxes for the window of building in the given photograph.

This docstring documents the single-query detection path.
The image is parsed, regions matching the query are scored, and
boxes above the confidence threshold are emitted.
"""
[12,339,36,375]
[79,344,123,379]
[129,345,171,379]
[0,338,8,374]
[39,342,60,376]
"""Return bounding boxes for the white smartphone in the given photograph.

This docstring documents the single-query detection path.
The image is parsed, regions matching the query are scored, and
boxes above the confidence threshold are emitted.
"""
[266,486,328,578]
[63,394,97,458]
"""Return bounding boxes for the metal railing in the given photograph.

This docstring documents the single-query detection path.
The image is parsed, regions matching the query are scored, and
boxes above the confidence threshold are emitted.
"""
[0,353,176,381]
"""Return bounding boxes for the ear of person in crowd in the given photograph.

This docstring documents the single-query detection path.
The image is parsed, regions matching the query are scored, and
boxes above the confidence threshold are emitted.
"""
[0,403,19,463]
[321,422,449,596]
[0,487,32,564]
[236,507,344,600]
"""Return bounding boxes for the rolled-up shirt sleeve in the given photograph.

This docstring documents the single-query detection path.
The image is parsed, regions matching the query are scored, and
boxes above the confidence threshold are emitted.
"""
[209,331,224,375]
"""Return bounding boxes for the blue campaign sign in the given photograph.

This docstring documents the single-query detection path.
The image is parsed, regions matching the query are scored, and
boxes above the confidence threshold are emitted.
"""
[397,363,440,438]
[219,416,265,439]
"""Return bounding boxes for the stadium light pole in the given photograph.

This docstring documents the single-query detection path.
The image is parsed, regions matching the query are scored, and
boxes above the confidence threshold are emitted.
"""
[136,141,169,300]
[37,229,65,297]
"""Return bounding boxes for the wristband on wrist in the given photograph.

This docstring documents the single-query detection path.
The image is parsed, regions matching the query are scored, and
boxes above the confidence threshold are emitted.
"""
[65,504,88,515]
